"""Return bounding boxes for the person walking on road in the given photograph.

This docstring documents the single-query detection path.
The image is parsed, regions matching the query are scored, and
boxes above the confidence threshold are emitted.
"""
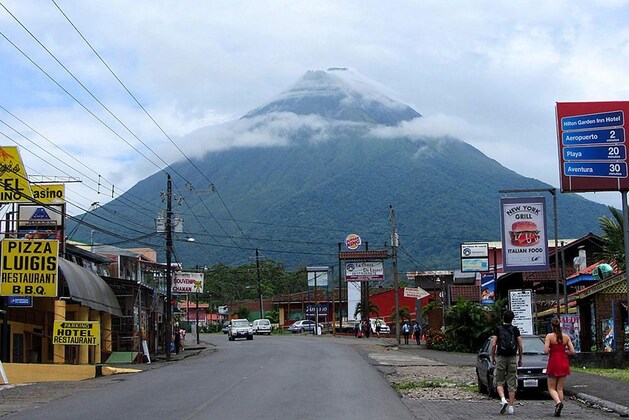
[402,321,410,345]
[545,317,576,417]
[413,322,421,345]
[491,310,523,415]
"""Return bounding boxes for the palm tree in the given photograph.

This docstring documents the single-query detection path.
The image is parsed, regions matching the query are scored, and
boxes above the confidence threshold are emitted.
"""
[390,305,412,324]
[354,300,380,319]
[597,206,625,270]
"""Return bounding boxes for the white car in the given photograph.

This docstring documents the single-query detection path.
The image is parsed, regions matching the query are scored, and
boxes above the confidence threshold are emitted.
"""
[370,318,390,334]
[252,319,272,335]
[288,320,322,333]
[228,319,253,341]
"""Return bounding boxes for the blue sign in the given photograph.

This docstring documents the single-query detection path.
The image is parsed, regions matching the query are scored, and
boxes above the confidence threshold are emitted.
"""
[8,296,33,307]
[563,144,626,161]
[480,275,495,305]
[562,128,625,146]
[564,162,627,178]
[562,110,624,131]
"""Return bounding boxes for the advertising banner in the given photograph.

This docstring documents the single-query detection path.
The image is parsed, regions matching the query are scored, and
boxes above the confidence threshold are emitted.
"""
[0,239,58,297]
[345,261,384,281]
[556,101,629,192]
[500,197,549,272]
[480,275,495,305]
[172,272,204,293]
[52,321,100,346]
[560,314,581,353]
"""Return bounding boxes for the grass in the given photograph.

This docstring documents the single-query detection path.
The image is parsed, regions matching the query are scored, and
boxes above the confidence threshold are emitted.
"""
[581,367,629,383]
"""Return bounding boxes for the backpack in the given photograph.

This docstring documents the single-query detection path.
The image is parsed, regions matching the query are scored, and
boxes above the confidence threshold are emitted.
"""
[413,323,421,333]
[497,325,517,356]
[402,324,410,333]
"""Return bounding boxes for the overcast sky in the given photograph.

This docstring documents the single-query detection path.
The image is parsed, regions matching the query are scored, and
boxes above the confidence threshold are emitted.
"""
[1,0,628,217]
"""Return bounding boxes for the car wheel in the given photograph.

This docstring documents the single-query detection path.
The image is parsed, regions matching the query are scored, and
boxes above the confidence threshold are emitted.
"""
[300,328,304,333]
[476,370,487,394]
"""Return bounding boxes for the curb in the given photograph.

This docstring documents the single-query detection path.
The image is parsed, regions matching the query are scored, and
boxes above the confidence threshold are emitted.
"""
[568,391,629,417]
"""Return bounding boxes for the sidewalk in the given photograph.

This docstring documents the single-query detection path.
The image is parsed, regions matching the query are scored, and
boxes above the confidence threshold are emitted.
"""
[383,339,629,418]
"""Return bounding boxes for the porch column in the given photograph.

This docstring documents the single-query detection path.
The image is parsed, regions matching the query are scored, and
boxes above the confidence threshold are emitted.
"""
[90,310,101,364]
[78,306,89,364]
[53,300,66,364]
[102,313,112,353]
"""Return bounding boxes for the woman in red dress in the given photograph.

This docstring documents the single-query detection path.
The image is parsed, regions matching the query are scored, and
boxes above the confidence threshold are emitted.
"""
[544,317,576,417]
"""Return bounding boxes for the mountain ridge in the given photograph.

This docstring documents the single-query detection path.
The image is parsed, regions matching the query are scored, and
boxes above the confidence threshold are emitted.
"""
[67,69,608,271]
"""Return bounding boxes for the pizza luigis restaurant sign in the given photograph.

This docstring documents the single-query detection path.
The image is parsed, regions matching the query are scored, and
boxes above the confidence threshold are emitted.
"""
[500,197,549,272]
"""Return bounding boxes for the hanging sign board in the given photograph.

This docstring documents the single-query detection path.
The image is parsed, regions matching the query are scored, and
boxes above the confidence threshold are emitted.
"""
[172,272,204,293]
[52,321,100,346]
[0,239,59,297]
[403,287,430,300]
[556,101,628,192]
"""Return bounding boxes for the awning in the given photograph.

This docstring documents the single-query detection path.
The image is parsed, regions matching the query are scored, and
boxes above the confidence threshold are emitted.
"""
[58,258,122,316]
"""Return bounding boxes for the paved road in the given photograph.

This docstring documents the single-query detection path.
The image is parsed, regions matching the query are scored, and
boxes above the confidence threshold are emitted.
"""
[3,334,414,420]
[1,334,627,419]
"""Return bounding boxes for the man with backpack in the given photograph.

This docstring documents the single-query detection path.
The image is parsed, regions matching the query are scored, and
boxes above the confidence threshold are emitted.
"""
[490,310,523,415]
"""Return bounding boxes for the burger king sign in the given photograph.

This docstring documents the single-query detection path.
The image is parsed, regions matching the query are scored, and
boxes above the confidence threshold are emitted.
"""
[500,197,549,272]
[345,234,362,251]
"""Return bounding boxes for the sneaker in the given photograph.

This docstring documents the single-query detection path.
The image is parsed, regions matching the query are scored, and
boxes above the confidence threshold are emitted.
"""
[507,406,514,415]
[554,402,563,417]
[500,398,508,414]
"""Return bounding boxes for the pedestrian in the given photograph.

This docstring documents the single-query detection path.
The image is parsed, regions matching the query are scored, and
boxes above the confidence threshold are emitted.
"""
[545,317,576,417]
[174,325,181,355]
[413,321,421,345]
[402,321,410,345]
[490,310,523,415]
[375,319,382,338]
[354,321,360,338]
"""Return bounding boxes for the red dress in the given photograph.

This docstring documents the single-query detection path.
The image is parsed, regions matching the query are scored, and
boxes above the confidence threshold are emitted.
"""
[546,342,570,377]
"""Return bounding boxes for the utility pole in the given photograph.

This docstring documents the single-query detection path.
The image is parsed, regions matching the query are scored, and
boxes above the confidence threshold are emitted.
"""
[390,205,400,345]
[165,174,173,361]
[256,248,264,319]
[338,242,342,332]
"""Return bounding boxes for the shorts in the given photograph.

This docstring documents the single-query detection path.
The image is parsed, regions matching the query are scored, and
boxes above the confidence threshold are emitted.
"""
[494,355,517,392]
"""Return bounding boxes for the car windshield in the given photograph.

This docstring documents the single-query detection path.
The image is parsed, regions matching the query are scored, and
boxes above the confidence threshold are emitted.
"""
[522,336,545,354]
[233,320,249,327]
[258,320,270,325]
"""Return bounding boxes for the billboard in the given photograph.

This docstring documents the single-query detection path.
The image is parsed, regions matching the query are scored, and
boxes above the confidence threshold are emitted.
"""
[509,289,533,335]
[556,101,628,192]
[500,197,549,272]
[345,261,384,281]
[0,239,59,297]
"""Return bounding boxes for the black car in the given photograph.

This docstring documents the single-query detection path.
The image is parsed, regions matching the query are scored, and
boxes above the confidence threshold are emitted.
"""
[476,334,548,396]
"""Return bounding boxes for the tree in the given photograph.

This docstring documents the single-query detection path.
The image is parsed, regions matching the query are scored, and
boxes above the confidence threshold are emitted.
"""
[390,305,411,324]
[598,206,625,270]
[354,300,380,319]
[236,306,250,320]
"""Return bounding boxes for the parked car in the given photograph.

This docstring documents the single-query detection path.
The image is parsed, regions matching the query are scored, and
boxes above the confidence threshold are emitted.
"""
[221,322,230,334]
[476,334,548,396]
[288,320,323,333]
[228,319,254,341]
[370,318,390,334]
[252,319,273,335]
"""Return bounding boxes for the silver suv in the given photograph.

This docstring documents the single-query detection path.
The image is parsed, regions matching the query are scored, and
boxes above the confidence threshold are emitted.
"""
[228,319,254,341]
